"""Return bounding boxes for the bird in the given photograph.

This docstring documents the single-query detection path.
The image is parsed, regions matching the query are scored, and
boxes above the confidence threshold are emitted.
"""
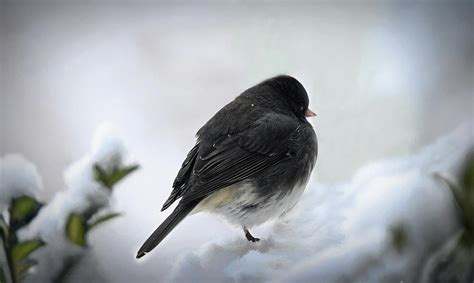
[136,75,318,259]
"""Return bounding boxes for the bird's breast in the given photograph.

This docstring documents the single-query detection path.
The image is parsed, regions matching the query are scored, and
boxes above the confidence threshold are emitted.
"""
[192,176,310,228]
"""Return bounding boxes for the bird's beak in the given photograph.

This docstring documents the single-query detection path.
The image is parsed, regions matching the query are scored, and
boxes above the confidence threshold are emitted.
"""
[305,109,316,118]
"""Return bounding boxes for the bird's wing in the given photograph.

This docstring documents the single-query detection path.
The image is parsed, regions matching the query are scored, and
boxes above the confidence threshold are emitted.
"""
[161,143,200,211]
[166,113,304,207]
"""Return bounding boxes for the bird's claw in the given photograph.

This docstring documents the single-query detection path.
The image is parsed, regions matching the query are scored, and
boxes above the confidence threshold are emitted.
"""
[244,229,260,243]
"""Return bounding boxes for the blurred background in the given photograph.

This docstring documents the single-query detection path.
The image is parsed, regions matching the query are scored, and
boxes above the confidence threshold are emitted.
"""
[1,1,473,282]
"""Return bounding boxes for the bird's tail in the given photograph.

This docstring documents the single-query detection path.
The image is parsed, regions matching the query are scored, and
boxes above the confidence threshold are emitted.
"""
[136,202,198,259]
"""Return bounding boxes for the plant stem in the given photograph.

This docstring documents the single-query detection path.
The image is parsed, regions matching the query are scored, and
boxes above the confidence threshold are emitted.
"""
[0,230,16,283]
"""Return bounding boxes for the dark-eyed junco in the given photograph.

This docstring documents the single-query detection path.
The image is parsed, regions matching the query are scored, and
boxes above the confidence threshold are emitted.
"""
[137,75,317,258]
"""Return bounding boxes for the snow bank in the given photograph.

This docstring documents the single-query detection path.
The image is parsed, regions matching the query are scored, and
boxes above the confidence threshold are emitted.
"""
[3,122,471,282]
[168,124,472,283]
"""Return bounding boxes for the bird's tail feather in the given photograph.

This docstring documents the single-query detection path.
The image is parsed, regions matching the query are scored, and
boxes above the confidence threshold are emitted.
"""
[136,202,198,259]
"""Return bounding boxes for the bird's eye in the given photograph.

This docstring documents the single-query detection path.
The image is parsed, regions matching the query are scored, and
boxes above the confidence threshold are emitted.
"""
[299,106,304,111]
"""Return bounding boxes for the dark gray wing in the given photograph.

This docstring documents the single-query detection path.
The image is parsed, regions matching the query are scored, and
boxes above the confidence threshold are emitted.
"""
[161,113,304,209]
[161,143,200,211]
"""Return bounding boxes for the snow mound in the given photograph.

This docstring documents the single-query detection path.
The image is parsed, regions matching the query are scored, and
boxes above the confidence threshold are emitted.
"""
[169,124,472,283]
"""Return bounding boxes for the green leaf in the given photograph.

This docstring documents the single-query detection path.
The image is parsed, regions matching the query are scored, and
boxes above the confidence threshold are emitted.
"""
[459,229,474,248]
[0,215,8,241]
[0,266,6,283]
[66,213,87,247]
[390,225,407,254]
[87,212,121,231]
[108,164,139,187]
[94,164,139,189]
[458,151,474,244]
[436,170,474,240]
[461,151,474,192]
[9,196,43,230]
[15,258,37,280]
[11,239,45,262]
[94,164,109,187]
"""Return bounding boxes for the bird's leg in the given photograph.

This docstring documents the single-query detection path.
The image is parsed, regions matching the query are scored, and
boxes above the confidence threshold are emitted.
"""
[243,227,260,242]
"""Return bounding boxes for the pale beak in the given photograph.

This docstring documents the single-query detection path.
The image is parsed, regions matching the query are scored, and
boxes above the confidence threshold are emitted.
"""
[305,109,316,118]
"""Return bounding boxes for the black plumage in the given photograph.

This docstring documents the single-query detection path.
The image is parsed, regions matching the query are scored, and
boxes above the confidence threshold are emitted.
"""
[137,75,317,259]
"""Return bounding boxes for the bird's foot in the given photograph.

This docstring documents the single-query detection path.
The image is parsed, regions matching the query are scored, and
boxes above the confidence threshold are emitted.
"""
[244,228,260,243]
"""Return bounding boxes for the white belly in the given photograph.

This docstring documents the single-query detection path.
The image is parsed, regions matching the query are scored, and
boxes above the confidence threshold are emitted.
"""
[192,180,309,228]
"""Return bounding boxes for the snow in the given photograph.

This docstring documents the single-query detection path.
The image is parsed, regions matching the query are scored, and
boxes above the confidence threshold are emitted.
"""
[1,2,472,282]
[0,154,43,211]
[17,123,128,283]
[167,124,471,283]
[2,121,471,283]
[1,122,471,282]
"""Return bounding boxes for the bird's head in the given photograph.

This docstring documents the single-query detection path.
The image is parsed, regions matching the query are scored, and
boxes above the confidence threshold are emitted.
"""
[261,75,316,119]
